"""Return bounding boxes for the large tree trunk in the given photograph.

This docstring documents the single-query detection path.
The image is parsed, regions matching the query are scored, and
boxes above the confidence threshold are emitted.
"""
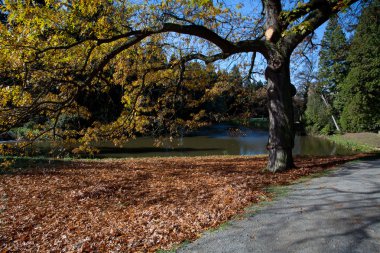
[265,57,296,172]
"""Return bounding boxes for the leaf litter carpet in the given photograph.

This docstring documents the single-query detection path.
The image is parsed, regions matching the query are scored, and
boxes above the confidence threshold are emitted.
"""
[0,154,368,252]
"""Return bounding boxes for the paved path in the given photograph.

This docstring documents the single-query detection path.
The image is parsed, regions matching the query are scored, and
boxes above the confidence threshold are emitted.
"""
[178,159,380,253]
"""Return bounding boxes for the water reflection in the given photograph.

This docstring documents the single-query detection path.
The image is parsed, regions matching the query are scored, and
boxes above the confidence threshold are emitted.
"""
[95,124,354,158]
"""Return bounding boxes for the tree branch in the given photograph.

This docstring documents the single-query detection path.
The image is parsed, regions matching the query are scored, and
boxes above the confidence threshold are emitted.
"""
[263,0,282,42]
[247,52,257,81]
[160,22,235,53]
[280,0,330,29]
[282,0,359,54]
[84,33,153,86]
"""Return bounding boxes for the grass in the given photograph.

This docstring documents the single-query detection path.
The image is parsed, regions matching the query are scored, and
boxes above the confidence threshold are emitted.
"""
[161,219,232,252]
[327,134,378,153]
[206,220,232,233]
[156,240,191,253]
[240,185,291,216]
[0,156,73,174]
[265,184,290,198]
[293,167,336,184]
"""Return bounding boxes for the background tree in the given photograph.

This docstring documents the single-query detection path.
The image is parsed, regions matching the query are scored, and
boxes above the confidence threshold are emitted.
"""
[318,15,349,96]
[336,0,380,132]
[304,84,335,134]
[305,15,348,133]
[0,0,360,171]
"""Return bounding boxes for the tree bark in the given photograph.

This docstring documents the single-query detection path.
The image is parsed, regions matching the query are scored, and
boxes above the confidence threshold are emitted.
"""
[265,56,296,172]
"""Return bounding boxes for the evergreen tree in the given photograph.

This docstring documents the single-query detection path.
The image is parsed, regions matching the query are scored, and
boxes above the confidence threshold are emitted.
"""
[305,15,348,134]
[304,85,334,135]
[229,65,243,87]
[337,0,380,132]
[318,15,349,96]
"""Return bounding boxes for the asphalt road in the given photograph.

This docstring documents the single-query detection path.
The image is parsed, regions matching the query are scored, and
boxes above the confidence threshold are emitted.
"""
[178,159,380,253]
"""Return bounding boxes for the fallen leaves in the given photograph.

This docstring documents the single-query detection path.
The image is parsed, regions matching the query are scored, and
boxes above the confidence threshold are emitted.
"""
[0,154,369,252]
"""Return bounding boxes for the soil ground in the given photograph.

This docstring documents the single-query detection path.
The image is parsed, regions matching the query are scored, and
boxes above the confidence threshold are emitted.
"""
[0,154,373,252]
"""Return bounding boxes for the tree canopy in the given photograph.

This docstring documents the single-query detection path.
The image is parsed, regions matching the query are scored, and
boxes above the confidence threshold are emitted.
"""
[0,0,360,171]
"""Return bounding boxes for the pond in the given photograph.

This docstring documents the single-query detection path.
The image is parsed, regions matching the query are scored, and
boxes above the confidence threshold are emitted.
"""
[93,124,354,158]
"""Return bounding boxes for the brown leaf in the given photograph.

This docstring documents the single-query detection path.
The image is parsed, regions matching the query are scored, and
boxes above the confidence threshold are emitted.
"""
[0,154,369,252]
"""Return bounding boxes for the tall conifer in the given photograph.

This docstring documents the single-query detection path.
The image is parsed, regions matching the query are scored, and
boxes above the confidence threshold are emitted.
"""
[305,15,348,134]
[337,0,380,132]
[318,15,349,96]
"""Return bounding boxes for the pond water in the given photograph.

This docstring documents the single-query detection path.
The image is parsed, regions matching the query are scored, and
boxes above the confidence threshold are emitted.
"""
[94,124,354,158]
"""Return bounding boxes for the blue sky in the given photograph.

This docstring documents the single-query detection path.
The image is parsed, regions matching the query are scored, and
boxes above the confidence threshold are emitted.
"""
[209,0,328,81]
[215,0,361,87]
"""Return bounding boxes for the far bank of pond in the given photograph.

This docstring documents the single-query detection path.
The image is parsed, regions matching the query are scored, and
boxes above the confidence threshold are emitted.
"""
[93,124,354,158]
[1,124,357,158]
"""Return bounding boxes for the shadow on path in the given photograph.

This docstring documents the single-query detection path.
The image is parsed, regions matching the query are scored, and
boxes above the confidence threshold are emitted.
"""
[178,159,380,253]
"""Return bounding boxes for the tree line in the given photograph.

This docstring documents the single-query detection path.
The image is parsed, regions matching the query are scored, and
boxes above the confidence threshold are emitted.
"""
[304,0,379,134]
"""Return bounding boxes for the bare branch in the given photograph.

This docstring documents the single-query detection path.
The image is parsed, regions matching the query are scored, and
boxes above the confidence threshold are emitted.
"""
[163,12,196,25]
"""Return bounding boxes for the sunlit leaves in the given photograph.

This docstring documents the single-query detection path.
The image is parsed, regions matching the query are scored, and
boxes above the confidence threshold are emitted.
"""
[0,0,361,156]
[0,86,32,107]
